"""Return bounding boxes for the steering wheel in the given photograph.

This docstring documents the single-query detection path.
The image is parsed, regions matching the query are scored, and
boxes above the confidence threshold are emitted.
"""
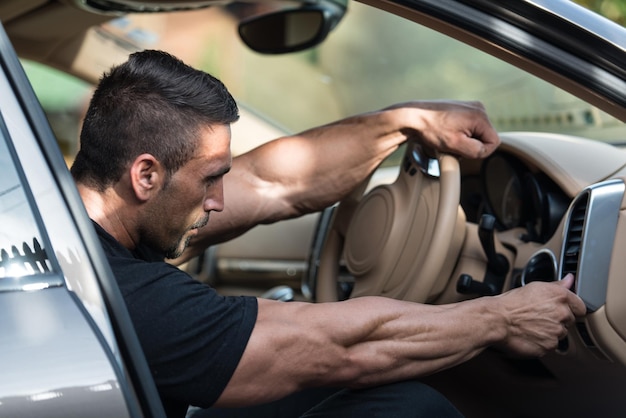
[315,142,463,303]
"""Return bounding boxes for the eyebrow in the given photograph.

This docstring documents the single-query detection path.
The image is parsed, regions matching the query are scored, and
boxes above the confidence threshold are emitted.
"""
[205,165,231,180]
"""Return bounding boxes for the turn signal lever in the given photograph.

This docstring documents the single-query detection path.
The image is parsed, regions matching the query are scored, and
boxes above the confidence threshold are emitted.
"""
[457,214,510,296]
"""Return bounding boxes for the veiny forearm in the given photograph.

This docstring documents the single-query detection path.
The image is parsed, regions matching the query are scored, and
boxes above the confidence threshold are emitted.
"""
[218,277,583,406]
[304,296,505,387]
[216,296,505,406]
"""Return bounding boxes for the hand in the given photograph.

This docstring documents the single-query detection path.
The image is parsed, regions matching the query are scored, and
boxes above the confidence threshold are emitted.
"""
[386,100,501,159]
[494,274,587,357]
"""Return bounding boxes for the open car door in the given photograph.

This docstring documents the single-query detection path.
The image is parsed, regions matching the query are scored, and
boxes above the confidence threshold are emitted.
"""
[0,22,165,418]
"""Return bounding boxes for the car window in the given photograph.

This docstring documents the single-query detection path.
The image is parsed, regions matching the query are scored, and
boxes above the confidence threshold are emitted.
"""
[24,2,625,166]
[210,2,625,143]
[22,56,287,161]
[21,60,91,160]
[20,60,92,165]
[84,2,623,163]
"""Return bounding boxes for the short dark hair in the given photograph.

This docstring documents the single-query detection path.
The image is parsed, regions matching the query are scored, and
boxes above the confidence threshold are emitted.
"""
[71,49,239,190]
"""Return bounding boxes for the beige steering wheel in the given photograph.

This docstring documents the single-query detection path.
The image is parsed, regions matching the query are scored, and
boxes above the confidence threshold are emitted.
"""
[315,143,462,303]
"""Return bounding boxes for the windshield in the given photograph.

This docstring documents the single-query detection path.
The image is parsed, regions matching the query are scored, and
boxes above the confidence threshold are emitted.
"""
[214,2,624,142]
[24,1,625,162]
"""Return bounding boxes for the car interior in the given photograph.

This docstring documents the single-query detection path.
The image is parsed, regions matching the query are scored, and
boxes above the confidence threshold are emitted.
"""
[1,0,626,417]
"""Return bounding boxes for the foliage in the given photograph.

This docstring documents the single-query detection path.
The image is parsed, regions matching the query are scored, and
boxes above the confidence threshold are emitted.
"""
[574,0,626,25]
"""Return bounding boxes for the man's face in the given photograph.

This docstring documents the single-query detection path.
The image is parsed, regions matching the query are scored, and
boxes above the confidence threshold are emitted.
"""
[141,124,232,258]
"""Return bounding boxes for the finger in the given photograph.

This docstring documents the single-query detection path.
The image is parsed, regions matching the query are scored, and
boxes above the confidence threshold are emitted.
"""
[463,133,499,159]
[478,130,501,157]
[557,274,587,316]
[454,103,500,158]
[442,130,497,159]
[448,121,499,159]
[558,273,575,289]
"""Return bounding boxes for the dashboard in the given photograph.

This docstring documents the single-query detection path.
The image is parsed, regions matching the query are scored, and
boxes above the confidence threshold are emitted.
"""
[450,132,626,366]
[461,151,570,244]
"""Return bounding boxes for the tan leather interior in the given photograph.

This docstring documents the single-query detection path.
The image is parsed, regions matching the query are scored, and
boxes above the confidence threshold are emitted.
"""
[4,1,626,416]
[318,153,462,303]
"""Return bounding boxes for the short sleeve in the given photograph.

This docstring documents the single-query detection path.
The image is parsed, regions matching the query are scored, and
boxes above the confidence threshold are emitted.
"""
[110,257,258,408]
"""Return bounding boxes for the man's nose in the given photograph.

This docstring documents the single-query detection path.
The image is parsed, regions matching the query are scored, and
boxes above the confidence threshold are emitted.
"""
[204,180,224,212]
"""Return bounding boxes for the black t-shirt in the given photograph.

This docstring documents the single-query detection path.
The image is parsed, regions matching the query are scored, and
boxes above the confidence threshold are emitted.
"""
[93,221,258,417]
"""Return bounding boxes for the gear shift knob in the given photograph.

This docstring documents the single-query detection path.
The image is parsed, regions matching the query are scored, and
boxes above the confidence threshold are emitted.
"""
[478,214,510,275]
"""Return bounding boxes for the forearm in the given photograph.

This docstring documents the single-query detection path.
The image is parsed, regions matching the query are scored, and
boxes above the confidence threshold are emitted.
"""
[216,296,505,406]
[218,276,583,406]
[308,296,505,386]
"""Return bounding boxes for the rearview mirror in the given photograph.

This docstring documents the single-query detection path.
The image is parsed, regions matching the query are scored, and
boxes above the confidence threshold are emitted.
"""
[238,1,347,54]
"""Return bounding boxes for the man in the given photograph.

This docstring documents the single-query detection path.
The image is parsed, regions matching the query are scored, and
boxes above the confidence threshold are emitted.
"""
[71,50,586,417]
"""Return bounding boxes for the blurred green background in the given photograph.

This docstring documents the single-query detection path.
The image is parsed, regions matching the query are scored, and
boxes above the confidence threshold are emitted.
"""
[22,0,626,159]
[575,0,625,24]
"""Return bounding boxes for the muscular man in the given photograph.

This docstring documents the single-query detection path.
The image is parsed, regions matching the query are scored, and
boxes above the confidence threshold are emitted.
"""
[70,50,585,417]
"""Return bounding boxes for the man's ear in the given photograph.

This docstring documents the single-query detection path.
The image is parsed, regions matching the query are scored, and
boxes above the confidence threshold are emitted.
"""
[129,153,165,202]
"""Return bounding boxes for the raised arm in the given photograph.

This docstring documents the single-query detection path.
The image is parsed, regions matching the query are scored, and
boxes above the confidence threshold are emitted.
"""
[176,100,500,261]
[216,275,585,407]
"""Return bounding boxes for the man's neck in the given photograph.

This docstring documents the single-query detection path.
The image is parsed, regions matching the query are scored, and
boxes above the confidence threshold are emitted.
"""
[77,183,138,250]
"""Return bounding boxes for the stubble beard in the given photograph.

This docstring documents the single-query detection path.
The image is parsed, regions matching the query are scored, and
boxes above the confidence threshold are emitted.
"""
[163,214,210,260]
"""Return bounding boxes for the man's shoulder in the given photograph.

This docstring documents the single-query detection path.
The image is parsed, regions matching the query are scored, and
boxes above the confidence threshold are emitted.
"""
[90,224,258,410]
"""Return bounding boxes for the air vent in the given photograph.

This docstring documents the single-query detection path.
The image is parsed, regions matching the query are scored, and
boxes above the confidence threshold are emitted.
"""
[561,194,588,277]
[559,179,624,312]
